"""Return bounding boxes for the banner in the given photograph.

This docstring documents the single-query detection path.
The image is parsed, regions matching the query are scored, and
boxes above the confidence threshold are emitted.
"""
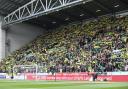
[26,72,128,82]
[0,73,6,79]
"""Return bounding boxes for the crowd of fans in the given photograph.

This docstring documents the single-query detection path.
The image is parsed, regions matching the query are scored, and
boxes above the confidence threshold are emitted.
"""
[0,15,128,73]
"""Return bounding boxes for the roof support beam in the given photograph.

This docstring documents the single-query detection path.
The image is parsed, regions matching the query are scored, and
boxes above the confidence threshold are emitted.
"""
[3,0,93,26]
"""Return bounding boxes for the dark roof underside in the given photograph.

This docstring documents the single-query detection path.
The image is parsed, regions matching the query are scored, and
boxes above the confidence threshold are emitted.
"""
[0,0,128,29]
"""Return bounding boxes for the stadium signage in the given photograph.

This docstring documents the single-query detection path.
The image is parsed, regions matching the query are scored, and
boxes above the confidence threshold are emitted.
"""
[0,73,6,79]
[26,72,128,82]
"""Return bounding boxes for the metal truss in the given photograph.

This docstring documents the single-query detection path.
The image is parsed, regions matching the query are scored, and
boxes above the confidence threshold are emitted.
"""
[4,0,92,26]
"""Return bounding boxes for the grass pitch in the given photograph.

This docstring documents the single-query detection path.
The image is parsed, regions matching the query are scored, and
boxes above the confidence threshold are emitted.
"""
[0,80,128,89]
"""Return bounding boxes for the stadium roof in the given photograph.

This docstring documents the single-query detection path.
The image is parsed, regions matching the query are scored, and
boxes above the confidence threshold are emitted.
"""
[1,0,128,29]
[0,0,31,16]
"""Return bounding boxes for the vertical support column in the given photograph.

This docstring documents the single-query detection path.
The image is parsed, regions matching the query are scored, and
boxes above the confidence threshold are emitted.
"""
[0,16,6,60]
[0,18,2,60]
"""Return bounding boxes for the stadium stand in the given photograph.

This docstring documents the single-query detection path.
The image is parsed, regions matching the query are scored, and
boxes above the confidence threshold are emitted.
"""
[0,15,128,73]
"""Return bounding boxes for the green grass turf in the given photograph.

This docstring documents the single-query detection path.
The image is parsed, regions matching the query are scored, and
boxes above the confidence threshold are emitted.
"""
[0,80,128,89]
